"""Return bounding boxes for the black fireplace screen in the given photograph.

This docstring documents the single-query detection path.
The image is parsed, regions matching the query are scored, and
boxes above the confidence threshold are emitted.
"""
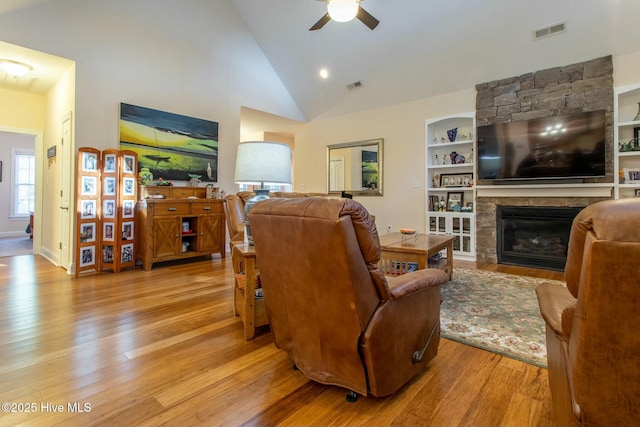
[497,206,583,271]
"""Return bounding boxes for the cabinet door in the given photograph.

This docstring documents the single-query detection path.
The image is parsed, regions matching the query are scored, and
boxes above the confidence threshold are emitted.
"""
[198,214,223,253]
[153,217,180,258]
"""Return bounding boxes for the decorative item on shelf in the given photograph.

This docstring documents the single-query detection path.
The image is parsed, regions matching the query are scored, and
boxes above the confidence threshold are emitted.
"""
[438,197,446,212]
[446,128,458,142]
[450,151,466,164]
[234,141,292,246]
[461,202,473,212]
[188,173,201,186]
[153,177,172,186]
[633,102,640,121]
[138,167,153,185]
[206,184,219,199]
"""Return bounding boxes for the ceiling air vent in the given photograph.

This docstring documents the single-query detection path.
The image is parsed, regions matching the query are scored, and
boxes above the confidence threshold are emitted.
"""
[533,21,566,40]
[347,81,363,91]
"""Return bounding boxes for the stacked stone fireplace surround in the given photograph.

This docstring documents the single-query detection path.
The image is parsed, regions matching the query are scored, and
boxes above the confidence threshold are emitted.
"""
[474,56,614,265]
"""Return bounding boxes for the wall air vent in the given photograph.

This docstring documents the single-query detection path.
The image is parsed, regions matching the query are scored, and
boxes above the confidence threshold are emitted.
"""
[347,81,363,91]
[533,21,566,40]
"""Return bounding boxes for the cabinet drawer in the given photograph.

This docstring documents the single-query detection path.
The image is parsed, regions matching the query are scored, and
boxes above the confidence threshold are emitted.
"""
[190,200,222,214]
[140,186,172,199]
[173,187,204,198]
[152,202,191,216]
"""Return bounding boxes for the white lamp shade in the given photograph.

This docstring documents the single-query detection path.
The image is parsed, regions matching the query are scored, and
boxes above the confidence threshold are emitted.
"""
[234,141,292,185]
[327,0,358,22]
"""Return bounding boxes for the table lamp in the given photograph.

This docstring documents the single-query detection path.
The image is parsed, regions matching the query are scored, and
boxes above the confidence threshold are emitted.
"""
[234,141,292,245]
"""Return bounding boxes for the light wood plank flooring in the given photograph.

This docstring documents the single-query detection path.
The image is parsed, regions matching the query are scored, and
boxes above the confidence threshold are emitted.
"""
[0,254,562,426]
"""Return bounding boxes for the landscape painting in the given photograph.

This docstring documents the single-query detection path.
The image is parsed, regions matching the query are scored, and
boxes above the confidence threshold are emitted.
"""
[119,103,218,182]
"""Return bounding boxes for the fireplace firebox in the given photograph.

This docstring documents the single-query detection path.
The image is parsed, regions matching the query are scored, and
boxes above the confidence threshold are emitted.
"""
[497,205,583,271]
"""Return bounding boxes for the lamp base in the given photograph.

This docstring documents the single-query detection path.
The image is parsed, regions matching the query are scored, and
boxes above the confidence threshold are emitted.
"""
[244,189,270,246]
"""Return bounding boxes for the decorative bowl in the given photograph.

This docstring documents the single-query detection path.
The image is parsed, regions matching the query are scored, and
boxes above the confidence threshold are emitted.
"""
[400,228,417,235]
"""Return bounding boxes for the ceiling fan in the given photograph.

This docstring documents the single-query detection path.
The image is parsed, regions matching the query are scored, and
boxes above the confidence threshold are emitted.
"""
[310,0,379,31]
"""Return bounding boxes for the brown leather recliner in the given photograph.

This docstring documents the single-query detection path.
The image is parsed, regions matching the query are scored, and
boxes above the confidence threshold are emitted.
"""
[535,198,640,426]
[249,197,449,398]
[223,191,329,250]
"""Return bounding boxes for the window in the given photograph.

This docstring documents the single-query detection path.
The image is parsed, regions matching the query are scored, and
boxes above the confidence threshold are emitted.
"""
[12,148,35,218]
[238,183,292,193]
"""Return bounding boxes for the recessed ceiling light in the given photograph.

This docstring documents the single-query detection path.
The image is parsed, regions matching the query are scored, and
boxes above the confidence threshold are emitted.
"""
[0,59,33,77]
[319,68,329,79]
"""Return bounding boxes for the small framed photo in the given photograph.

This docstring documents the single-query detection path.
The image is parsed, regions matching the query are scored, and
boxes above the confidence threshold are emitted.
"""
[623,168,640,184]
[80,222,96,243]
[440,172,473,188]
[121,243,134,263]
[80,200,96,219]
[103,222,115,241]
[122,200,134,218]
[635,189,640,197]
[634,127,640,141]
[103,244,114,263]
[80,245,95,267]
[82,152,98,172]
[104,154,117,173]
[122,221,134,241]
[103,200,116,218]
[123,177,135,195]
[104,177,116,196]
[123,155,135,174]
[446,192,464,211]
[81,176,97,196]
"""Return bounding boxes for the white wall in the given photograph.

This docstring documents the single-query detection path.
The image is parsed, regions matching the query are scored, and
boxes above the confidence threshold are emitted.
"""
[0,0,302,262]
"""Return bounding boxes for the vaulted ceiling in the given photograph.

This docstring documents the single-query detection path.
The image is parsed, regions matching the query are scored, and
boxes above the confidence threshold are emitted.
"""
[2,0,640,123]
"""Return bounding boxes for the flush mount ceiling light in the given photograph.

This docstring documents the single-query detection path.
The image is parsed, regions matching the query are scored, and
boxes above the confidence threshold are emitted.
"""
[327,0,358,22]
[0,59,33,77]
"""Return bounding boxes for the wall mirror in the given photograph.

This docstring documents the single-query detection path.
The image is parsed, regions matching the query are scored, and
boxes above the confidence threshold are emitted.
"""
[327,138,383,196]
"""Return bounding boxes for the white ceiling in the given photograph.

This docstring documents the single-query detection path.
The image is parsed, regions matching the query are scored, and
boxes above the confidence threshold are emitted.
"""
[231,0,640,120]
[2,0,640,123]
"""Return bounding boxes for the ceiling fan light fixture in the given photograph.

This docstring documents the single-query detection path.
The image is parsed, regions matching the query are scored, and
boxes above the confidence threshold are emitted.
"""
[327,0,358,23]
[0,59,33,77]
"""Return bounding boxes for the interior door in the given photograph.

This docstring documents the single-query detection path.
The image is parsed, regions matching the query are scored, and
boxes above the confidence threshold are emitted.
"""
[59,113,72,270]
[329,158,345,191]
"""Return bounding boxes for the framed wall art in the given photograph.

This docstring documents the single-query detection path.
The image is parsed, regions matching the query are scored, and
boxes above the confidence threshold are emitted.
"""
[446,192,464,211]
[119,103,219,182]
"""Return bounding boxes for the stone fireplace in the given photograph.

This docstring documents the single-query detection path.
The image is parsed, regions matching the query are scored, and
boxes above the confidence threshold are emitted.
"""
[475,194,609,266]
[472,55,614,269]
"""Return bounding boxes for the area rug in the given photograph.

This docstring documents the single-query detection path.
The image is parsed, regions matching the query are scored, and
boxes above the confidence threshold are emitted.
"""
[440,267,565,368]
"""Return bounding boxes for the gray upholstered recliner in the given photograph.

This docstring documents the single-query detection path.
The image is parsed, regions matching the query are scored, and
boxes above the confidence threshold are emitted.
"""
[249,197,449,398]
[535,198,640,426]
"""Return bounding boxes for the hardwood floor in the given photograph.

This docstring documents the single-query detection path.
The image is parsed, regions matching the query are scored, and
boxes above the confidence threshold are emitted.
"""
[0,254,562,426]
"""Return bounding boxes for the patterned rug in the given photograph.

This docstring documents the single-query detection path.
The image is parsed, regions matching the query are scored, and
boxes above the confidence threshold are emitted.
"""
[440,267,566,368]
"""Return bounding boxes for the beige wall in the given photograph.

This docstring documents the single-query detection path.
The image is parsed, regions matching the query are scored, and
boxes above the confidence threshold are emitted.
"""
[293,51,640,234]
[0,87,46,237]
[294,88,475,233]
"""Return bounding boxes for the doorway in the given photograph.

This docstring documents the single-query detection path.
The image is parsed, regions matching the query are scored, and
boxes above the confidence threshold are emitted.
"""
[0,131,36,257]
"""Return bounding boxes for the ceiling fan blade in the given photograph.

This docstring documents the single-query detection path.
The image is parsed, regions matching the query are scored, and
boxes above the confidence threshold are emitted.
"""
[357,6,379,30]
[309,13,331,31]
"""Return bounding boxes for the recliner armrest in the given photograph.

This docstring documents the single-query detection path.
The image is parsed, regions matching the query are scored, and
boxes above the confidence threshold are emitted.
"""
[386,269,449,300]
[535,282,576,341]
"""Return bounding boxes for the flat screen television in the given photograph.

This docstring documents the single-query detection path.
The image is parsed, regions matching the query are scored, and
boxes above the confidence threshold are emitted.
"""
[476,110,606,182]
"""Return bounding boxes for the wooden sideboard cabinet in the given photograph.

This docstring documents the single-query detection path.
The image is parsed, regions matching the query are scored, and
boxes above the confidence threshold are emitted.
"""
[136,198,226,270]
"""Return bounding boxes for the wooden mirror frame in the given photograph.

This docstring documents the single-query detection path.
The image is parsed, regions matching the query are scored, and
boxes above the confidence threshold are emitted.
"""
[327,138,383,196]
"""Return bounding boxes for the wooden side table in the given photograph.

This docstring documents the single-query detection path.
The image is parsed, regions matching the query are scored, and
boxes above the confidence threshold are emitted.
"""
[232,243,268,340]
[378,233,455,279]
